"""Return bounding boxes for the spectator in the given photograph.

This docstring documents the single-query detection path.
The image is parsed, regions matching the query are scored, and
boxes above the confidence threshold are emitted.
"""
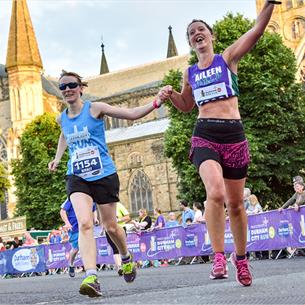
[243,188,251,210]
[10,236,21,249]
[245,194,266,260]
[201,201,207,223]
[0,237,6,251]
[165,212,179,228]
[279,181,305,212]
[49,230,62,244]
[131,209,152,269]
[246,194,263,215]
[193,202,204,223]
[22,232,38,247]
[131,209,152,231]
[153,208,166,229]
[179,200,195,226]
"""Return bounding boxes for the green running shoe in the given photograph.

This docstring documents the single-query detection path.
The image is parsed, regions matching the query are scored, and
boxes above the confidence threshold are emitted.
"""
[79,275,102,297]
[122,254,137,283]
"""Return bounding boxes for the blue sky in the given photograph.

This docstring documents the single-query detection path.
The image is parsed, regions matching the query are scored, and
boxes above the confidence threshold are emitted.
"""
[0,0,257,78]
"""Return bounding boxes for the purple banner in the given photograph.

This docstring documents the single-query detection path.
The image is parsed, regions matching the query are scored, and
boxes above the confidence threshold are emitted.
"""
[1,207,305,275]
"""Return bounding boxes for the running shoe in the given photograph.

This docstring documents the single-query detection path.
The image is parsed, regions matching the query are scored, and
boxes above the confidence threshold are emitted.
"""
[209,252,228,279]
[122,254,137,283]
[68,266,75,278]
[230,252,252,286]
[79,275,102,297]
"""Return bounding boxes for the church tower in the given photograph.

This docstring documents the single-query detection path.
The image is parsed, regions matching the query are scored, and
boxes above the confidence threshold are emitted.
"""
[256,0,305,82]
[100,42,109,75]
[167,26,178,58]
[5,0,44,216]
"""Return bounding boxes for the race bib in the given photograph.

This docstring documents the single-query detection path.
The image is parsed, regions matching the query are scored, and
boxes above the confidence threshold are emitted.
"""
[71,146,103,179]
[194,82,228,105]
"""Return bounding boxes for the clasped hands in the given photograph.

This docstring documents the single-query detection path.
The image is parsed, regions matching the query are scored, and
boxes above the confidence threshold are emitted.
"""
[158,85,173,102]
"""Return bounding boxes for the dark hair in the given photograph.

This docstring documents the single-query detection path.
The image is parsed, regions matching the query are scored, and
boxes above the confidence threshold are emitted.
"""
[59,70,88,87]
[154,208,162,214]
[185,218,193,223]
[180,200,188,207]
[193,201,203,211]
[186,19,213,45]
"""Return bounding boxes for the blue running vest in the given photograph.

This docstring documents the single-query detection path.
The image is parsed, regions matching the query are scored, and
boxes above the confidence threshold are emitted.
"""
[61,101,116,181]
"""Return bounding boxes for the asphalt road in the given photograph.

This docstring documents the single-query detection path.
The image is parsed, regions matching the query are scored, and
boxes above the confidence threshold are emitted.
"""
[1,257,304,305]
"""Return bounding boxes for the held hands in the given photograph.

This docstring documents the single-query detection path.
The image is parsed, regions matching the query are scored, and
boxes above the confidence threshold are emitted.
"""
[158,85,173,102]
[48,159,59,172]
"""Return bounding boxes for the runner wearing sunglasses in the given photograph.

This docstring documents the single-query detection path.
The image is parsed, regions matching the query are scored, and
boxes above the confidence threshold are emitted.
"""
[49,70,165,297]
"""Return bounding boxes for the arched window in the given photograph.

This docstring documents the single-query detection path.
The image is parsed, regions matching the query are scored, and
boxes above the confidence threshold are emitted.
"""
[129,170,153,213]
[0,135,7,165]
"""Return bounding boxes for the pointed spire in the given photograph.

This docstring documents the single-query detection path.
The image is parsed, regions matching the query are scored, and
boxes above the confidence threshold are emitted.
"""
[167,25,178,58]
[6,0,43,70]
[100,42,109,75]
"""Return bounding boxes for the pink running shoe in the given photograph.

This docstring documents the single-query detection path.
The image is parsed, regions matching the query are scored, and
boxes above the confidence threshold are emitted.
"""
[230,252,252,286]
[209,252,228,279]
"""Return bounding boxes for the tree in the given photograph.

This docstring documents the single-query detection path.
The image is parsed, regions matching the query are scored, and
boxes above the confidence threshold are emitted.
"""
[12,113,68,229]
[0,162,10,203]
[163,13,305,208]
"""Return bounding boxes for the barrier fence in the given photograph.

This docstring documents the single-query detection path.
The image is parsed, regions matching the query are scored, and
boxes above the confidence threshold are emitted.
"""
[0,207,305,275]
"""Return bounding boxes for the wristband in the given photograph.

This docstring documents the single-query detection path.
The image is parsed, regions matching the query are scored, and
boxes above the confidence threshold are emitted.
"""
[268,0,281,3]
[153,99,161,109]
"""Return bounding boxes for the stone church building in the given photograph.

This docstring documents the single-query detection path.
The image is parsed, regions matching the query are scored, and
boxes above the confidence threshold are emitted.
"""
[0,0,304,220]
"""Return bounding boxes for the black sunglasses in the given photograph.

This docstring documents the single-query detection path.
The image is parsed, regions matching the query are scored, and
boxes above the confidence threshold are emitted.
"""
[59,82,80,91]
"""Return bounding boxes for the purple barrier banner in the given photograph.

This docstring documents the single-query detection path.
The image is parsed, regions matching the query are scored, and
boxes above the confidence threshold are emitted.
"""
[126,207,305,259]
[96,237,115,265]
[1,207,304,275]
[45,243,70,269]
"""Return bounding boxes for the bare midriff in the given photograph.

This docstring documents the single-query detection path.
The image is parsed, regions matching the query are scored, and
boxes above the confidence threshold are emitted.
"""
[198,96,240,120]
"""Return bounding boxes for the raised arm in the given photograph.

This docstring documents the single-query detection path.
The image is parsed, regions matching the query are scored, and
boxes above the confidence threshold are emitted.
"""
[224,1,278,69]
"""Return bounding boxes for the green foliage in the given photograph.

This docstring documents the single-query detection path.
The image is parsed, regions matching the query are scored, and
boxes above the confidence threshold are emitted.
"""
[11,113,68,229]
[163,13,305,209]
[0,163,10,203]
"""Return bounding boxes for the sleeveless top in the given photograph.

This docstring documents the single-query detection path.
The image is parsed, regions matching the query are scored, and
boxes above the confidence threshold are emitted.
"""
[61,100,116,181]
[188,54,239,107]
